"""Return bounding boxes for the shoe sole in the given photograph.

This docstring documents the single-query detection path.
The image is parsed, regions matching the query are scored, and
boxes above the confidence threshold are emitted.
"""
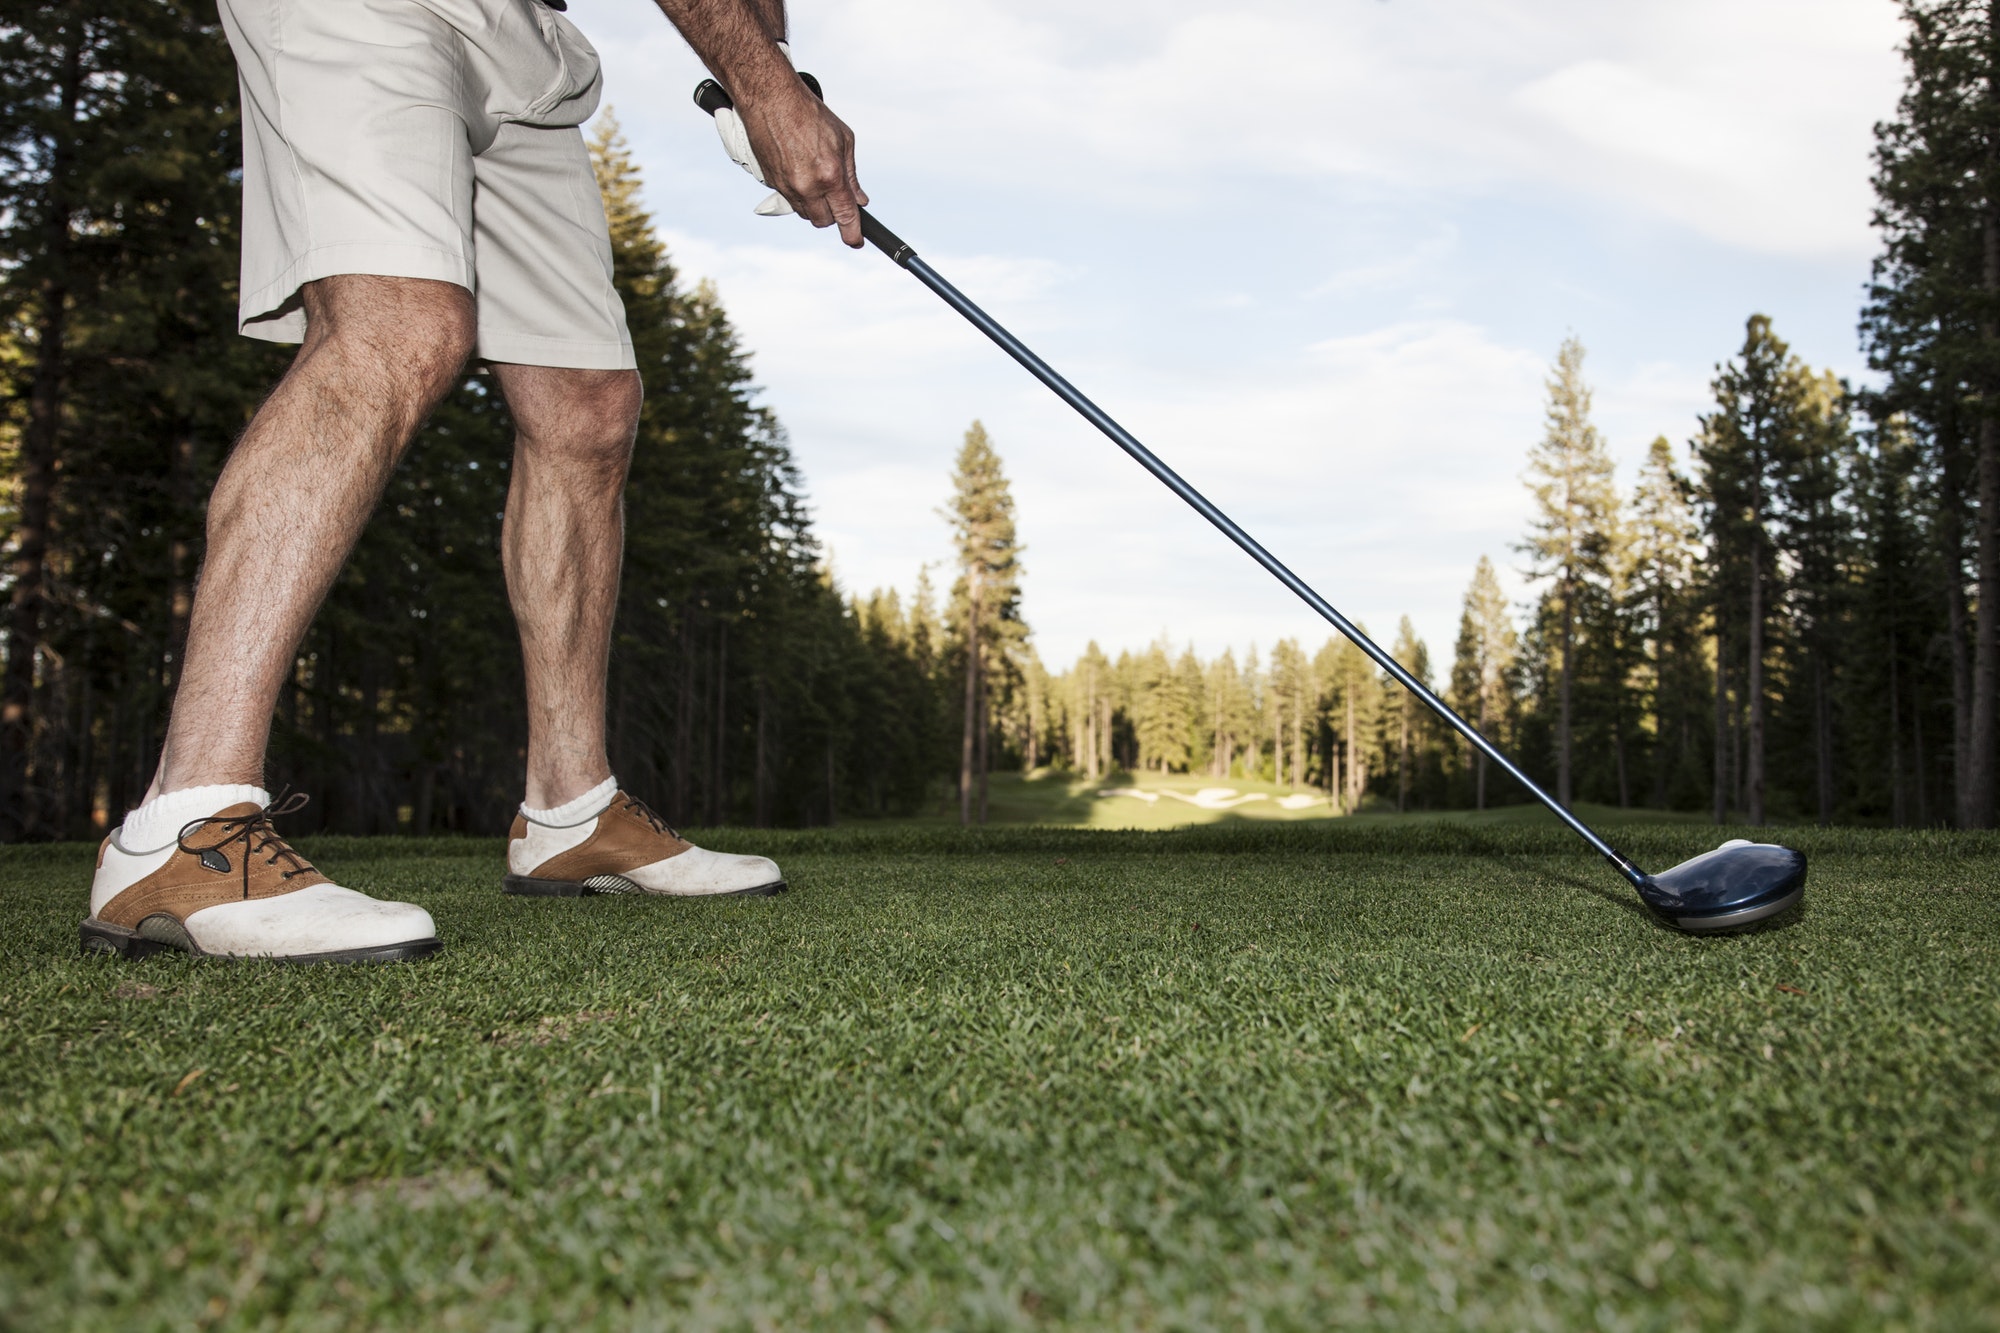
[501,873,789,899]
[79,917,441,964]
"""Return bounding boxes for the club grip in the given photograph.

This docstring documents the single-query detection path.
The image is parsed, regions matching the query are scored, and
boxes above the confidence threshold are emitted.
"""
[693,78,732,116]
[859,210,915,267]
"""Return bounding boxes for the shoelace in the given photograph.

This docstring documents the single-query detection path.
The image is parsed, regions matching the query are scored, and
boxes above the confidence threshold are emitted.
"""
[177,790,316,900]
[619,794,681,841]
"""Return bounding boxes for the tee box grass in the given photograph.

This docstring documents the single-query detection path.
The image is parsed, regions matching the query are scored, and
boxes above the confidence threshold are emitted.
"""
[1,822,1995,1329]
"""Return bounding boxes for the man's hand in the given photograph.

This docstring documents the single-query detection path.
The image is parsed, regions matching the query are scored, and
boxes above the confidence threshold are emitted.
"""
[652,1,868,246]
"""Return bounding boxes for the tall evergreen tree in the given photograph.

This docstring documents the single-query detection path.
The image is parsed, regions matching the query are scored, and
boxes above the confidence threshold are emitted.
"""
[1450,555,1518,809]
[1781,371,1859,824]
[1205,648,1249,778]
[1695,315,1810,825]
[1520,336,1618,809]
[945,421,1022,824]
[1862,0,2000,826]
[1849,418,1952,823]
[1387,618,1434,812]
[1627,437,1709,809]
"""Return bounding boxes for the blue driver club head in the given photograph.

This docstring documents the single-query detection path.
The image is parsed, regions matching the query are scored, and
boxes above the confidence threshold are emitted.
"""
[1635,840,1807,933]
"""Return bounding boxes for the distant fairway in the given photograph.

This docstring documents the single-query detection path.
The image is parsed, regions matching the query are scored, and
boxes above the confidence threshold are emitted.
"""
[2,824,1995,1329]
[918,768,1715,831]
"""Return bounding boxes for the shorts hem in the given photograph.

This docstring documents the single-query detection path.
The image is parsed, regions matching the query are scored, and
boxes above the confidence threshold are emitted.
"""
[239,244,475,344]
[477,332,636,371]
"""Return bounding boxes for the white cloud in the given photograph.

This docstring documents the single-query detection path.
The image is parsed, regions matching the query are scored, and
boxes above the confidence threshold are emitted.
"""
[571,0,1899,670]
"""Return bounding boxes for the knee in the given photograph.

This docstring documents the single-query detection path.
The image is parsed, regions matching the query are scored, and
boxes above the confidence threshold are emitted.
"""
[514,369,642,482]
[300,275,477,405]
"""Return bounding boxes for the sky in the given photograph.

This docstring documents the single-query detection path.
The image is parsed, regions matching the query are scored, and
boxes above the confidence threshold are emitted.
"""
[571,0,1906,670]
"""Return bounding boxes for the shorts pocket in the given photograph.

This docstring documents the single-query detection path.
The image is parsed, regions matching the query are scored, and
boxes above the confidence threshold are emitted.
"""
[417,0,601,134]
[517,4,601,127]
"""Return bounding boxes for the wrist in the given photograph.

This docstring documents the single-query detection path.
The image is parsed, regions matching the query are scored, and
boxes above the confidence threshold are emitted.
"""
[713,41,799,108]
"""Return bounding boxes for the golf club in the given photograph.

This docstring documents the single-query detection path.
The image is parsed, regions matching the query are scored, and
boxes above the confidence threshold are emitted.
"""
[694,79,1806,933]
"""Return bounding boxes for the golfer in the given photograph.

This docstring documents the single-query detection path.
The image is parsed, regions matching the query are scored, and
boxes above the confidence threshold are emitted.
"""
[80,0,857,962]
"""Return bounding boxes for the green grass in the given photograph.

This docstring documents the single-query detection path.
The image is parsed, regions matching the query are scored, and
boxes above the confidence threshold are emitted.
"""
[2,824,1996,1329]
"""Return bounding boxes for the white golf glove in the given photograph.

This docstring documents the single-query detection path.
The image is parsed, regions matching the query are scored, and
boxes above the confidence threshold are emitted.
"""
[713,42,796,217]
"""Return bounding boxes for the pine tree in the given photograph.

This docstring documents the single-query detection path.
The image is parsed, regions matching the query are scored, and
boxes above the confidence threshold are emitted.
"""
[1269,638,1311,788]
[1449,556,1518,809]
[1781,372,1858,824]
[1849,417,1951,823]
[1387,619,1433,811]
[1205,649,1247,777]
[1315,636,1379,813]
[1175,644,1208,774]
[1073,641,1112,778]
[1695,315,1811,825]
[1520,336,1618,809]
[1627,437,1708,809]
[945,421,1022,824]
[1862,0,2000,826]
[1133,637,1189,771]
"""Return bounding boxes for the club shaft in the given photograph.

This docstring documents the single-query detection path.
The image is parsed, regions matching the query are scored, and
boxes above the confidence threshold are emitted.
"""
[859,210,1644,887]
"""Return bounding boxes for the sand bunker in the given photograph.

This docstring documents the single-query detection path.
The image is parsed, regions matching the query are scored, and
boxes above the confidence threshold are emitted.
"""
[1097,787,1264,810]
[1094,786,1325,812]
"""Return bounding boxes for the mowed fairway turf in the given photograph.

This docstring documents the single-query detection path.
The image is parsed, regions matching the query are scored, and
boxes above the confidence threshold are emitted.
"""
[1,825,1996,1329]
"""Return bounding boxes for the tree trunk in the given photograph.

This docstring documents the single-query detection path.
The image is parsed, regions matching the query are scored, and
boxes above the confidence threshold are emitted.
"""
[1713,645,1728,824]
[1,23,82,842]
[1474,692,1489,811]
[1097,694,1110,777]
[413,765,435,836]
[1345,675,1360,814]
[1970,119,2000,824]
[710,620,728,826]
[1815,654,1834,826]
[1081,670,1094,779]
[1976,410,1992,820]
[958,578,980,825]
[754,677,770,827]
[1889,631,1905,828]
[1613,691,1630,809]
[1558,572,1574,807]
[672,605,694,823]
[1396,701,1410,813]
[1941,424,1974,823]
[823,738,836,826]
[975,651,990,825]
[1290,691,1303,788]
[164,435,198,691]
[1025,693,1037,772]
[1747,518,1767,825]
[1913,669,1930,826]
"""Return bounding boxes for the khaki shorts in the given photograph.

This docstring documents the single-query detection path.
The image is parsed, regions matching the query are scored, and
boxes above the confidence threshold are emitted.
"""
[220,0,635,370]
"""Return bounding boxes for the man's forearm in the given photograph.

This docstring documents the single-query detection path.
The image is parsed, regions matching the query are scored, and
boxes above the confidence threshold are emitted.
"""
[652,0,790,98]
[653,0,867,246]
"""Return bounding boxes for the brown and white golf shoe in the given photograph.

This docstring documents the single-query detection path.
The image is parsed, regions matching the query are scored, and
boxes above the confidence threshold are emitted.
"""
[82,795,441,963]
[503,790,786,898]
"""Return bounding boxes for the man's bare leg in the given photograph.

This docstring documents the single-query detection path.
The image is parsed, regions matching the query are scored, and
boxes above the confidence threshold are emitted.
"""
[493,364,784,897]
[148,275,475,798]
[492,364,642,811]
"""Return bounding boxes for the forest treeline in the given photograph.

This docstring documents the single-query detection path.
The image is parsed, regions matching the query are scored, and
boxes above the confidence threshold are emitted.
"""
[5,1,2000,834]
[995,323,1932,826]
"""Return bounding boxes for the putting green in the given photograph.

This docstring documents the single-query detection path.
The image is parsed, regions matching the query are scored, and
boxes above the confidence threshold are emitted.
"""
[1,825,1994,1329]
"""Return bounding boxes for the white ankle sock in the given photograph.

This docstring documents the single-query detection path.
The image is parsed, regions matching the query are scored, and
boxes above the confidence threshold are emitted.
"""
[120,784,271,854]
[521,776,618,828]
